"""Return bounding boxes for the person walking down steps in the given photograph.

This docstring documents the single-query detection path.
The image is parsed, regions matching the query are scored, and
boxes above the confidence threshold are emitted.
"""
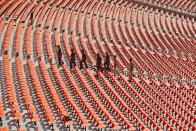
[70,49,76,69]
[104,52,110,70]
[57,45,62,66]
[80,50,88,69]
[96,53,103,73]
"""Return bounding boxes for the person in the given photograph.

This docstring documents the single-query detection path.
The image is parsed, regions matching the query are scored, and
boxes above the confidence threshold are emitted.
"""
[0,117,2,126]
[104,52,110,70]
[70,49,76,69]
[113,55,117,76]
[129,58,135,76]
[51,124,54,131]
[30,12,33,25]
[80,50,88,69]
[57,45,62,66]
[16,119,20,127]
[30,12,34,29]
[96,53,103,73]
[16,52,19,57]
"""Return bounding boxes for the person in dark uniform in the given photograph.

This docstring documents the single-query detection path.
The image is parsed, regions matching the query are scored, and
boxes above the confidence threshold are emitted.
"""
[16,119,20,127]
[104,52,110,70]
[80,50,88,69]
[0,117,2,126]
[96,53,103,73]
[57,45,62,66]
[70,49,76,69]
[30,12,33,24]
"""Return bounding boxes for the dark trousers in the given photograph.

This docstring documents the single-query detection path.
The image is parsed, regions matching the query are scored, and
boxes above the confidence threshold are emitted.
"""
[80,60,88,69]
[97,66,103,73]
[104,61,110,69]
[70,60,76,69]
[0,117,2,126]
[58,57,62,65]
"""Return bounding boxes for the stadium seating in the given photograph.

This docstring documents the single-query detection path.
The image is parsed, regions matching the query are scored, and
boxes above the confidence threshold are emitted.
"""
[140,0,196,13]
[0,0,195,130]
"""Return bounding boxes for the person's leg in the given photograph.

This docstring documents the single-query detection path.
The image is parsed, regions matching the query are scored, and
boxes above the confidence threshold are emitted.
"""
[17,120,20,126]
[107,62,110,70]
[97,66,101,72]
[84,61,88,68]
[51,124,54,130]
[59,58,61,65]
[73,60,76,67]
[80,61,83,69]
[97,66,99,71]
[0,117,2,126]
[107,62,108,68]
[63,116,67,123]
[100,67,103,73]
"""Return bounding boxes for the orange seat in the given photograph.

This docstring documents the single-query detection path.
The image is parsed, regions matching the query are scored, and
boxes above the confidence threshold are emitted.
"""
[0,127,9,131]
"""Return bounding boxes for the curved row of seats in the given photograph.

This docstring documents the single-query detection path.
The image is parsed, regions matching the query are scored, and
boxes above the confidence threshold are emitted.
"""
[141,0,196,13]
[0,0,195,130]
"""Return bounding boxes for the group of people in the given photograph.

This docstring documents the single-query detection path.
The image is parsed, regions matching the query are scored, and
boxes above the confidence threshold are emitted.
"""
[57,46,135,76]
[96,52,110,73]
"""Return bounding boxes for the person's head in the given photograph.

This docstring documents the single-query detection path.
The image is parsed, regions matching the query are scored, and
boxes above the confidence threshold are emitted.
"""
[16,52,19,57]
[81,50,84,54]
[105,52,108,56]
[97,53,99,57]
[71,49,74,52]
[129,58,132,62]
[114,55,116,59]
